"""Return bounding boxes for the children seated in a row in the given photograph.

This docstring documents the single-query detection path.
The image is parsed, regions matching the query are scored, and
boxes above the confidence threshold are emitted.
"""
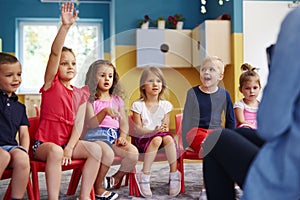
[0,52,30,200]
[83,63,182,198]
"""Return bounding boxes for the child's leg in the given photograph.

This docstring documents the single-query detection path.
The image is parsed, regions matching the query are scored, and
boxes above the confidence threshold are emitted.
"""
[72,140,102,199]
[134,137,162,198]
[142,137,162,173]
[162,135,177,172]
[111,142,138,184]
[162,135,181,196]
[0,149,10,177]
[10,148,30,199]
[93,141,114,195]
[35,143,64,200]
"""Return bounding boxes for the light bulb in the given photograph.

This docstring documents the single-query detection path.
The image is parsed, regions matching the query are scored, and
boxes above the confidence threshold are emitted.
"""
[201,0,206,5]
[219,0,223,5]
[201,5,206,14]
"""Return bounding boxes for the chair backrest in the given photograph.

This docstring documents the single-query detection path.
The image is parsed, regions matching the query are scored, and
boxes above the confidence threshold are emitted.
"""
[175,113,183,149]
[28,117,40,158]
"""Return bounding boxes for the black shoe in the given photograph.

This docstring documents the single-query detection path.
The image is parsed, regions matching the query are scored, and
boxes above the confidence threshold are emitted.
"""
[95,191,118,200]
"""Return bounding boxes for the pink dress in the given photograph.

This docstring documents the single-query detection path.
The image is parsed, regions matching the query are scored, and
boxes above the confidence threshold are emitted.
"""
[35,75,89,146]
[233,99,258,129]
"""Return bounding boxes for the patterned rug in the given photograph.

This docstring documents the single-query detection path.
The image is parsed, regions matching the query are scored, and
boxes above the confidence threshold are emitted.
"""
[0,162,203,200]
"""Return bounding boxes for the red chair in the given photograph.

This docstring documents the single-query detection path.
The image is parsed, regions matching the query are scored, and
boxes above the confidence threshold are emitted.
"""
[175,113,203,193]
[68,155,130,194]
[28,117,95,200]
[128,115,184,197]
[1,168,34,200]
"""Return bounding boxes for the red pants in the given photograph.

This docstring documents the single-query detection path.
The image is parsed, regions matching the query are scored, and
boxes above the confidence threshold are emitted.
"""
[186,127,214,152]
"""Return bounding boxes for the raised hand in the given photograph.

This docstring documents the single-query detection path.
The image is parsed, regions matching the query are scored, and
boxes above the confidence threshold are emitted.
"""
[61,2,78,26]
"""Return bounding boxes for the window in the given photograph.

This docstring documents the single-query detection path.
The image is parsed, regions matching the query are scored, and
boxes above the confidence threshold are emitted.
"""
[17,19,103,93]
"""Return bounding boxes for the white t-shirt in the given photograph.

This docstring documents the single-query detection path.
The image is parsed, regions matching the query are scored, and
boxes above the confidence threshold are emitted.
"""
[233,99,259,113]
[131,100,173,130]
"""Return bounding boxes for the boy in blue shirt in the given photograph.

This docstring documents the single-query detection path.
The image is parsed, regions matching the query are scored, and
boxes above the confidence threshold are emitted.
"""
[0,52,30,200]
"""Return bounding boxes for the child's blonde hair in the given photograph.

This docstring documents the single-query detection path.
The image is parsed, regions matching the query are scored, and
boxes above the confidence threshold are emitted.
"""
[139,66,166,100]
[85,59,123,101]
[239,63,261,89]
[201,56,225,74]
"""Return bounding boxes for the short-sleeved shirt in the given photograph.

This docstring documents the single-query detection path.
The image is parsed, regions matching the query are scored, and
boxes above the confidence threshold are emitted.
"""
[35,75,89,146]
[131,100,173,130]
[131,99,174,153]
[90,95,124,129]
[0,91,29,146]
[234,99,258,129]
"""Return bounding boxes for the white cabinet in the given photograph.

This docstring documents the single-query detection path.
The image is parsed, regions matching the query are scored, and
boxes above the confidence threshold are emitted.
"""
[192,20,231,67]
[136,29,192,68]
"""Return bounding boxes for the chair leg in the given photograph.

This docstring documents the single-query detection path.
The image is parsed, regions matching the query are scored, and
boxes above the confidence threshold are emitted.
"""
[124,173,129,187]
[27,178,35,200]
[90,188,95,200]
[3,178,35,200]
[3,182,11,200]
[31,166,41,200]
[178,156,185,193]
[129,169,141,197]
[67,168,82,195]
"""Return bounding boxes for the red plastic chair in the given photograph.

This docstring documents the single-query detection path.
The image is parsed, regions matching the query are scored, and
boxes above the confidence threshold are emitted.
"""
[1,168,34,200]
[28,116,95,200]
[68,154,130,194]
[128,115,184,197]
[175,113,203,193]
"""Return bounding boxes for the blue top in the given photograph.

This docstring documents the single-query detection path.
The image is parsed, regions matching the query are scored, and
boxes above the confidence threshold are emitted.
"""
[0,91,29,146]
[181,86,235,148]
[241,7,300,200]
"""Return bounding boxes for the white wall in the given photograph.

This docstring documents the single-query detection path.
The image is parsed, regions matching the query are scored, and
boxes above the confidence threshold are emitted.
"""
[243,1,294,98]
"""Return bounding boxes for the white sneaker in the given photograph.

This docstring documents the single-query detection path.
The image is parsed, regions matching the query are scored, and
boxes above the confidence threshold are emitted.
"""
[134,172,152,198]
[199,188,207,200]
[235,186,243,200]
[169,170,181,196]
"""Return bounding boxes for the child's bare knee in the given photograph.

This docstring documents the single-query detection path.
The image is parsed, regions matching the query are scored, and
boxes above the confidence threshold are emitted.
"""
[151,137,163,148]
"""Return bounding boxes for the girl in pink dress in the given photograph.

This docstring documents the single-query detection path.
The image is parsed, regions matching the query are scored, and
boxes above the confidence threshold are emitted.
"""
[82,60,138,199]
[234,63,261,129]
[33,3,102,200]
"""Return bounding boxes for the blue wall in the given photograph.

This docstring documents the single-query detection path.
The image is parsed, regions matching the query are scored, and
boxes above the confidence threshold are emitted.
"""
[2,0,289,52]
[114,0,204,45]
[0,0,110,52]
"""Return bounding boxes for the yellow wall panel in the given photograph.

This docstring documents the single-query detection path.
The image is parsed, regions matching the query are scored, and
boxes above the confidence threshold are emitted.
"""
[115,45,201,130]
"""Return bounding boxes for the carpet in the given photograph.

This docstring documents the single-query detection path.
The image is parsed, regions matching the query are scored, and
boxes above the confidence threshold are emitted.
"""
[0,162,203,200]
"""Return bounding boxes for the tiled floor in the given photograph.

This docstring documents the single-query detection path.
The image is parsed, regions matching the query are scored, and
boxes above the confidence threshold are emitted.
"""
[0,162,203,200]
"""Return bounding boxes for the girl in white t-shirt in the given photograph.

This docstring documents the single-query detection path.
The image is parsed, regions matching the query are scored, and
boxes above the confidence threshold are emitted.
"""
[131,66,181,198]
[234,63,261,129]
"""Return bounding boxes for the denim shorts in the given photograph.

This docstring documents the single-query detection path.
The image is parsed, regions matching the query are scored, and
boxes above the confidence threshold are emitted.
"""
[0,145,27,153]
[83,127,120,147]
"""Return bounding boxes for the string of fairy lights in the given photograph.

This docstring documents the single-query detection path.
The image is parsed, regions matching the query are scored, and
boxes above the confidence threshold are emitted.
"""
[200,0,230,14]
